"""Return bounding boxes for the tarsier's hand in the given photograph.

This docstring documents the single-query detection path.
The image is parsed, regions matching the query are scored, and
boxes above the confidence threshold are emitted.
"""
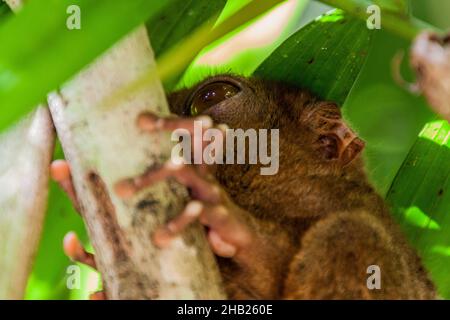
[115,112,255,258]
[50,112,257,299]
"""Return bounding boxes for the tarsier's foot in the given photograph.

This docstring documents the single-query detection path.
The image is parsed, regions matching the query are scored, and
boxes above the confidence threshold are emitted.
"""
[116,112,255,259]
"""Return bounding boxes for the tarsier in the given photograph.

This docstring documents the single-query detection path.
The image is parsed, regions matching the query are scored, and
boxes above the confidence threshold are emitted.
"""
[51,74,437,299]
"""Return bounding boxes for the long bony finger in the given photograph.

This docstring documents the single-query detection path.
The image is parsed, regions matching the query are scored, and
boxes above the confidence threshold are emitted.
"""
[63,232,97,270]
[51,160,81,213]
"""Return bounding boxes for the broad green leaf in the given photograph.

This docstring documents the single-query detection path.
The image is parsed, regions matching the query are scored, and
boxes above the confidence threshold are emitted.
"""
[254,10,372,105]
[146,0,227,58]
[0,0,173,132]
[387,120,450,299]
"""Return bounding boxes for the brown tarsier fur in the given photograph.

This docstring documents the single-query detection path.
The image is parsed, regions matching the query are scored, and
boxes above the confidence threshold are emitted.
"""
[168,75,436,299]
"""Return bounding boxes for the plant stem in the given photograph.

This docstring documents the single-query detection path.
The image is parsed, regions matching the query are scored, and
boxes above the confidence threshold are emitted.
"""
[319,0,439,41]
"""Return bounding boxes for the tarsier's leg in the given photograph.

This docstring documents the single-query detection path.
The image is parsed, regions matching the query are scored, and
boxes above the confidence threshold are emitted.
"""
[283,211,429,299]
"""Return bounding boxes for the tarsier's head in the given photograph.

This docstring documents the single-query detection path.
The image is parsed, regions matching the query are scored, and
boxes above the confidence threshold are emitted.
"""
[168,74,371,219]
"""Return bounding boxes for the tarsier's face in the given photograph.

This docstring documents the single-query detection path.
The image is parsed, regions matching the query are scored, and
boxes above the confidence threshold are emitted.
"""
[167,75,368,219]
[168,74,365,170]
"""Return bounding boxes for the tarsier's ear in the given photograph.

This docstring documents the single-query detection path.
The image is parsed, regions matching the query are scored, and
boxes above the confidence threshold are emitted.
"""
[310,103,365,166]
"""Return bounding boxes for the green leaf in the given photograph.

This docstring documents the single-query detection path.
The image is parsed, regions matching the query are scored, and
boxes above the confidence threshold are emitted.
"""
[254,10,372,105]
[146,0,227,58]
[387,120,450,299]
[0,0,173,132]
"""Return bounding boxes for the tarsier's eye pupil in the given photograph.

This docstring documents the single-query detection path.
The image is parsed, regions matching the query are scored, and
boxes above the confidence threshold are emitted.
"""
[190,82,240,115]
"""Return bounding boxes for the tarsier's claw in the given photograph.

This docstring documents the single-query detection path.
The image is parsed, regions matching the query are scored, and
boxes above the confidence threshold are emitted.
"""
[63,232,97,270]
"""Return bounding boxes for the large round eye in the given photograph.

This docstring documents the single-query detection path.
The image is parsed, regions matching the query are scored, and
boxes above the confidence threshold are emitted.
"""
[189,81,240,116]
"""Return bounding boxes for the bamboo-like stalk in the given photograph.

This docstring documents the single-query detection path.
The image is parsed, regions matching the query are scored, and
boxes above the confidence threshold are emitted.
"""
[0,107,55,299]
